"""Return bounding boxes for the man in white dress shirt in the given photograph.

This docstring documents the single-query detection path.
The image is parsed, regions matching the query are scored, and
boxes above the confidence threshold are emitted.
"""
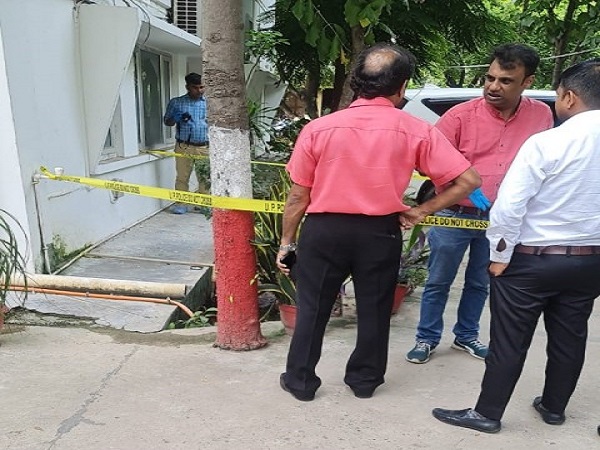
[431,58,600,433]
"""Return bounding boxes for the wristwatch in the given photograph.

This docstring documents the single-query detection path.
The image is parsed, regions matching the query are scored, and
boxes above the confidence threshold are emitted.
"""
[279,243,297,252]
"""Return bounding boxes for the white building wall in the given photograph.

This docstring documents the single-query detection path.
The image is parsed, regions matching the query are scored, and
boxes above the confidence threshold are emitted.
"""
[0,0,281,273]
[0,0,198,271]
[0,26,34,271]
[0,0,89,270]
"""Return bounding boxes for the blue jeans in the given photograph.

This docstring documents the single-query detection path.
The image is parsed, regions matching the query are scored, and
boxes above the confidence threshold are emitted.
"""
[416,209,490,346]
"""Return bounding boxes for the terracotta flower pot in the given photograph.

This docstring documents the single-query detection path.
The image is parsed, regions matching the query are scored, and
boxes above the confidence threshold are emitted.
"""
[392,284,410,315]
[278,303,297,336]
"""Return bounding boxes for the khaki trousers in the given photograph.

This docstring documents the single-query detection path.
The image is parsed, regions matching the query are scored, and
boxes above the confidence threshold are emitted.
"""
[174,142,209,203]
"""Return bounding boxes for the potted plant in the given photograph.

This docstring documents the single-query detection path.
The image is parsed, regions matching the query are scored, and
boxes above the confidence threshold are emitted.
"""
[393,225,429,314]
[250,171,298,335]
[0,209,28,331]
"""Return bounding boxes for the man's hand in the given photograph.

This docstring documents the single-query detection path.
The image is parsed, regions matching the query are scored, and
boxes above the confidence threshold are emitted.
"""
[172,110,192,124]
[469,188,492,211]
[399,206,429,230]
[489,262,508,277]
[276,249,292,276]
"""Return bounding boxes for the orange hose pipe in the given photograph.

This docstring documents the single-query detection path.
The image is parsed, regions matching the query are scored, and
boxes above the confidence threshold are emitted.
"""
[9,285,194,318]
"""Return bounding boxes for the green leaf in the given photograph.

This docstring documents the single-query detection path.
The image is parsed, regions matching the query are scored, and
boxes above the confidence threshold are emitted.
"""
[291,0,307,22]
[317,34,333,62]
[329,35,342,62]
[345,0,363,27]
[360,5,376,23]
[306,21,321,47]
[520,16,535,28]
[332,24,347,43]
[305,0,315,25]
[0,208,27,304]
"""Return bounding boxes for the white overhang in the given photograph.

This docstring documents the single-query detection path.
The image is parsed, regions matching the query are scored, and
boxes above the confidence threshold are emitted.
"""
[78,4,201,167]
[139,14,201,55]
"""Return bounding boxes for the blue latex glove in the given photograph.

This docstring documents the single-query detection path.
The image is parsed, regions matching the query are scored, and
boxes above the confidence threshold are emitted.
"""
[172,110,192,124]
[469,188,492,211]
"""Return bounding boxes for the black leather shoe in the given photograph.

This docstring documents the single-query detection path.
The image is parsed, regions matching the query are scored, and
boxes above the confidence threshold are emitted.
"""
[279,374,315,402]
[532,396,565,425]
[349,386,376,399]
[432,407,501,433]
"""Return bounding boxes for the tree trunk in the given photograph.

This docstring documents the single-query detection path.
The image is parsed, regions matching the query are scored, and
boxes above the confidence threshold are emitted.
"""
[338,25,366,110]
[202,0,266,350]
[551,38,569,89]
[330,59,347,112]
[550,0,578,89]
[304,64,320,118]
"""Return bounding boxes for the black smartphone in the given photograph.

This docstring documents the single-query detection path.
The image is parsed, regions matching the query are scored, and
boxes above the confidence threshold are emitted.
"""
[280,251,296,269]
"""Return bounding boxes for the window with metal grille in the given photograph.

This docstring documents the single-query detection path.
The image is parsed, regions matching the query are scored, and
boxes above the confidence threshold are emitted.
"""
[174,0,198,36]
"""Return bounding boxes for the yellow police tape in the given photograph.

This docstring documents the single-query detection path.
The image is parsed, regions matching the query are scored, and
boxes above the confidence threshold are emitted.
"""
[39,167,285,214]
[145,149,287,167]
[39,167,489,229]
[420,215,489,230]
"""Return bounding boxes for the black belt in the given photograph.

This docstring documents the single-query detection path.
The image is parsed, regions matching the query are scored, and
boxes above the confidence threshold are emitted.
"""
[514,244,600,256]
[177,139,208,146]
[446,204,488,216]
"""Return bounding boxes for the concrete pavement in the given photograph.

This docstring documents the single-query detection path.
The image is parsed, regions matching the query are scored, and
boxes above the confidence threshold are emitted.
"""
[1,291,599,449]
[2,210,598,448]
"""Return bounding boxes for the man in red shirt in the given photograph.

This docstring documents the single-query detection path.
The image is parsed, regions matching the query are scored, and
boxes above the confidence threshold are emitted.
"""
[276,43,481,401]
[406,43,554,364]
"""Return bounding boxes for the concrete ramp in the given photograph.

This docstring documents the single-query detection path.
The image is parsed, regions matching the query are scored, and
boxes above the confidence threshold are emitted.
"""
[8,210,214,332]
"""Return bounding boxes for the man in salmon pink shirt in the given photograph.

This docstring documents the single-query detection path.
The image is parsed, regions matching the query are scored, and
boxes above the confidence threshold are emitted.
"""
[276,43,481,402]
[406,44,554,365]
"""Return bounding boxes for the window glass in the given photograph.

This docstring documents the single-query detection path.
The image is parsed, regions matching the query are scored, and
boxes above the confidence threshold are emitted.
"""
[98,48,173,167]
[100,98,123,162]
[135,50,172,149]
[134,52,141,145]
[163,59,172,140]
[140,50,164,147]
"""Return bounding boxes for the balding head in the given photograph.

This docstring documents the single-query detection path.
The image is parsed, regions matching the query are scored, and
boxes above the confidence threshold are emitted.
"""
[363,48,400,75]
[351,43,415,99]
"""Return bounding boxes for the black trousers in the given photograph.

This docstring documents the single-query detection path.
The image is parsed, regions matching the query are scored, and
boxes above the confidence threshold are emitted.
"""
[475,252,600,421]
[283,213,402,395]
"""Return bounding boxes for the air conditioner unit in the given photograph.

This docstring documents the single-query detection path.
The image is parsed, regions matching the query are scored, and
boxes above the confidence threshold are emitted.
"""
[173,0,198,36]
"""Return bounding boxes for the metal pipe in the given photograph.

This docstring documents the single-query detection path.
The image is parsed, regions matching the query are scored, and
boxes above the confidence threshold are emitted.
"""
[8,285,194,318]
[11,273,187,299]
[31,175,52,274]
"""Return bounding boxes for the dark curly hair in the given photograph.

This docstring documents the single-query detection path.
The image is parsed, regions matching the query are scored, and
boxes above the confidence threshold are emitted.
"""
[185,72,203,86]
[350,43,416,99]
[489,43,540,78]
